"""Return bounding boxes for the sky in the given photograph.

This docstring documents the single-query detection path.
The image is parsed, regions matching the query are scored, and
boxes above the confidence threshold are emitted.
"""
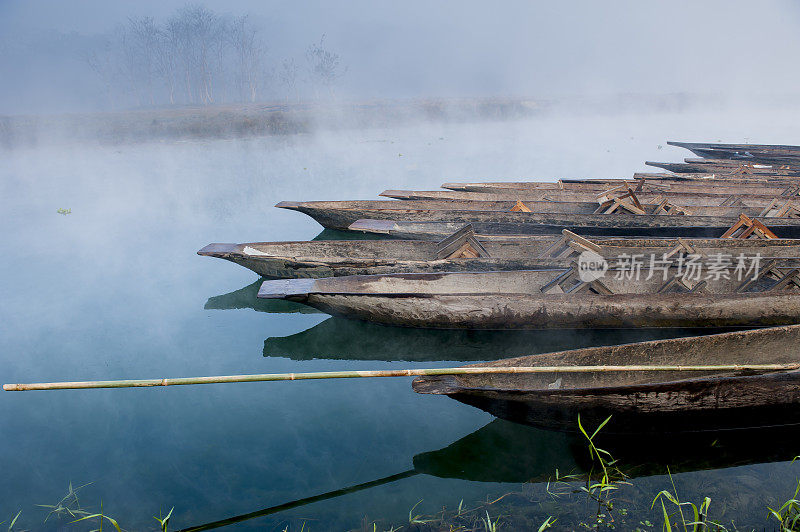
[2,0,800,113]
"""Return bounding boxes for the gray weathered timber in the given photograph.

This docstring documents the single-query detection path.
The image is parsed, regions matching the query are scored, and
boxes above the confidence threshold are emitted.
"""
[667,142,800,164]
[276,199,782,231]
[199,237,800,279]
[441,180,798,195]
[646,160,800,177]
[412,324,800,432]
[256,270,800,329]
[381,189,800,206]
[347,212,800,239]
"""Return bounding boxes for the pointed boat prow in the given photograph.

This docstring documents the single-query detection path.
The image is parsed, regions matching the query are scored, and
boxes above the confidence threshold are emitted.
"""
[198,243,240,257]
[380,190,414,199]
[258,278,317,299]
[441,182,469,191]
[275,201,303,210]
[348,219,398,233]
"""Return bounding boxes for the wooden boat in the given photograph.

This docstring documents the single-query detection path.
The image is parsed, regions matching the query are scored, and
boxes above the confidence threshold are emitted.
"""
[647,159,800,177]
[441,180,798,195]
[275,199,785,232]
[381,188,800,207]
[257,267,800,329]
[346,209,800,238]
[668,141,800,164]
[200,231,800,279]
[412,324,800,433]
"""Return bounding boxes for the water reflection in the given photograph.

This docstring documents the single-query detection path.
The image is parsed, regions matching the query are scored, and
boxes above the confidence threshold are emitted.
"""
[264,317,728,361]
[204,280,322,314]
[178,418,800,531]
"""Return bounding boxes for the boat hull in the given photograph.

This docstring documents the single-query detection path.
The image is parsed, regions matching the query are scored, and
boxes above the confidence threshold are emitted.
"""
[446,374,800,433]
[290,292,800,329]
[412,324,800,432]
[349,218,800,239]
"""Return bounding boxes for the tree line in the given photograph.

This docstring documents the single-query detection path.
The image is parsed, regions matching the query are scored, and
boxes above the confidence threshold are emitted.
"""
[86,5,346,108]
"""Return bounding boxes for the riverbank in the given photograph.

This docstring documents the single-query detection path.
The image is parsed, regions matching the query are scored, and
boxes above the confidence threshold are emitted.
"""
[0,93,714,149]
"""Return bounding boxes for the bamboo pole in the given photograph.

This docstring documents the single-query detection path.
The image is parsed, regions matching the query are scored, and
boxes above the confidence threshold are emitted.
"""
[4,363,800,391]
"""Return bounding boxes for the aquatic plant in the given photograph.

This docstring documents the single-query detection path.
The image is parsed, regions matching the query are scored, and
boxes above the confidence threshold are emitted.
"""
[57,208,72,215]
[481,511,500,532]
[1,511,21,531]
[408,499,433,525]
[38,481,92,522]
[768,462,800,531]
[71,501,122,532]
[154,507,174,532]
[652,471,727,531]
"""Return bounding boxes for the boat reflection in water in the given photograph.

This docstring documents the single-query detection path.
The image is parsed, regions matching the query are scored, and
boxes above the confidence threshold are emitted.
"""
[204,280,322,314]
[264,316,731,362]
[177,418,800,531]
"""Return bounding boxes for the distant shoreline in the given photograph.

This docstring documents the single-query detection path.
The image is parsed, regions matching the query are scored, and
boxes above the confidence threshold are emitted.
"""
[0,94,715,148]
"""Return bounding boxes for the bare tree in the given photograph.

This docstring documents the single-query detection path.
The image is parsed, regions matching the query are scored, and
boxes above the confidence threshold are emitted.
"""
[279,58,299,102]
[85,37,121,109]
[121,16,161,105]
[85,4,280,108]
[305,34,345,98]
[166,5,224,105]
[229,15,265,102]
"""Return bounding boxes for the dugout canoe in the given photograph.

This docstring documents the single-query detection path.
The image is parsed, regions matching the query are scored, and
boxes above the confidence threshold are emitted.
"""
[668,142,800,164]
[381,188,799,207]
[256,268,800,329]
[199,233,800,279]
[441,180,799,195]
[412,324,800,433]
[275,199,781,232]
[346,210,800,238]
[646,159,800,177]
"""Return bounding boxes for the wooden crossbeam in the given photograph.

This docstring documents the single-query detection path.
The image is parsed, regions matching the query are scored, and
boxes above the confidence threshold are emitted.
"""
[538,229,601,259]
[720,214,778,240]
[781,185,800,197]
[768,269,800,291]
[652,199,691,216]
[737,259,779,293]
[772,201,800,219]
[663,238,698,260]
[657,275,706,294]
[595,186,645,215]
[540,265,613,295]
[719,195,745,207]
[435,225,491,259]
[510,200,532,212]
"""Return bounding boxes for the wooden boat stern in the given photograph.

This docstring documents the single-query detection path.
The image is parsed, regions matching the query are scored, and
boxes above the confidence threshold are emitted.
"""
[258,278,318,299]
[275,200,304,211]
[380,190,415,199]
[197,243,241,257]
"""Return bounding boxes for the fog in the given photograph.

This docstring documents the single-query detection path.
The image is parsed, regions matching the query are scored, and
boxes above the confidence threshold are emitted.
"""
[5,2,800,530]
[3,0,800,114]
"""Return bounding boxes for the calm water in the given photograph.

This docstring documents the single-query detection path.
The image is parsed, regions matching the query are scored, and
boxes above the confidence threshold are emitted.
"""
[3,109,800,531]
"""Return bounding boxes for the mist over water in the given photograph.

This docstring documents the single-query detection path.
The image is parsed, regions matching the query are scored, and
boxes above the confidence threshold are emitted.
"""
[4,0,800,529]
[3,107,800,530]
